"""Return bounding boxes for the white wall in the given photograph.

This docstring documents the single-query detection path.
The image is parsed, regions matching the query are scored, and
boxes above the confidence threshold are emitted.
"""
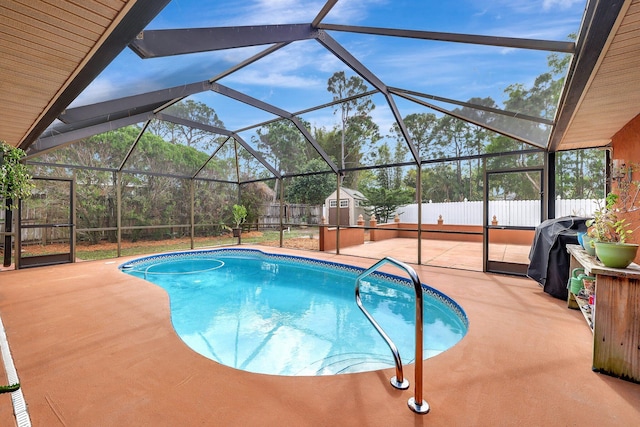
[396,199,599,226]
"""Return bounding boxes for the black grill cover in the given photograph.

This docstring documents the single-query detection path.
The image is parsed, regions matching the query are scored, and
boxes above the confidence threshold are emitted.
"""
[527,216,590,300]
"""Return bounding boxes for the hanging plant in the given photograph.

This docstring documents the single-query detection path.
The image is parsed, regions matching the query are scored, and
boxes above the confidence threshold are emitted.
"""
[0,141,34,209]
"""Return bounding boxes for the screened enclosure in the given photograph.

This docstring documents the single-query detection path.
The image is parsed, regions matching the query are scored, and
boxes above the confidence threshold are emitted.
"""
[6,0,608,272]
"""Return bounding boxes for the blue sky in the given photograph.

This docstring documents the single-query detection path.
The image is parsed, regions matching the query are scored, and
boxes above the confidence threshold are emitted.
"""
[73,0,588,138]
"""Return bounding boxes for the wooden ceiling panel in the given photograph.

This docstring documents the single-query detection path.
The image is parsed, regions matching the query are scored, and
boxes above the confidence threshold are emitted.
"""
[0,13,92,55]
[2,99,49,114]
[0,27,84,62]
[38,0,113,27]
[0,6,94,49]
[602,47,640,66]
[94,0,126,11]
[66,1,121,20]
[556,0,640,151]
[9,0,103,38]
[0,37,78,71]
[1,52,72,80]
[0,0,147,147]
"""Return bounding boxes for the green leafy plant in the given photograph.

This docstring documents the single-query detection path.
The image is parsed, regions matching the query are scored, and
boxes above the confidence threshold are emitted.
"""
[1,141,34,208]
[587,193,634,243]
[232,204,247,228]
[587,161,640,244]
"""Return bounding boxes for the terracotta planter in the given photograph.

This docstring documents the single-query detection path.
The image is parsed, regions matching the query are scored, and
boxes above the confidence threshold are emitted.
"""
[594,242,639,269]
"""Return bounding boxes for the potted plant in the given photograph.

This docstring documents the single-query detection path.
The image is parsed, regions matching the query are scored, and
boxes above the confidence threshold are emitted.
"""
[587,193,639,268]
[232,204,247,238]
[0,141,34,205]
[1,141,34,267]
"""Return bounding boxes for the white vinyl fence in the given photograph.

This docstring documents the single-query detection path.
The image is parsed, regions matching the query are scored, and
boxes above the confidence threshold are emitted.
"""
[397,199,600,227]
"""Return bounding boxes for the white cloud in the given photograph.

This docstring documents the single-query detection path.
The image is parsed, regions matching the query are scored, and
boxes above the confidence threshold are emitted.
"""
[221,41,334,90]
[369,104,397,135]
[486,0,582,14]
[207,0,390,26]
[300,109,338,131]
[321,0,389,24]
[226,68,321,89]
[71,77,126,107]
[220,0,325,25]
[472,0,585,36]
[542,0,584,11]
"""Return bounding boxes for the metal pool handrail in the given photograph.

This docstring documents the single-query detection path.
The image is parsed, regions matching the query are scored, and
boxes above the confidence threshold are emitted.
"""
[355,257,430,415]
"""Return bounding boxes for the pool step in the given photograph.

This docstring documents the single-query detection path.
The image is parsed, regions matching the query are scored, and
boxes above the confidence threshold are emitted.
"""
[304,353,394,375]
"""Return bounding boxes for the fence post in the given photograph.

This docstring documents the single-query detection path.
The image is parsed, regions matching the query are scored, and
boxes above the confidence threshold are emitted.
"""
[369,215,378,240]
[319,216,326,251]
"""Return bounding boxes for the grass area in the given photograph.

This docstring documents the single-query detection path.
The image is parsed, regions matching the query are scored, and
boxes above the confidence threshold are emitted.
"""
[18,229,319,262]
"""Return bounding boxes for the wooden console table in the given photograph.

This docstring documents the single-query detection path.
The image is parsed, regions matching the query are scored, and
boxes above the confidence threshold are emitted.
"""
[566,244,640,383]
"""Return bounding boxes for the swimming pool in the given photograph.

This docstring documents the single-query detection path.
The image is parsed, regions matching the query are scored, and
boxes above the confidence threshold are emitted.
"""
[120,249,468,376]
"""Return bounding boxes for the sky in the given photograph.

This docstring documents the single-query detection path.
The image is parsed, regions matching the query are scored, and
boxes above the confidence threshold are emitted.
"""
[72,0,588,141]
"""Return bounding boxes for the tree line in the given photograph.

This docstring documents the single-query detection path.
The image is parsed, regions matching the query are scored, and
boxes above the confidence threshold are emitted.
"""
[28,48,604,231]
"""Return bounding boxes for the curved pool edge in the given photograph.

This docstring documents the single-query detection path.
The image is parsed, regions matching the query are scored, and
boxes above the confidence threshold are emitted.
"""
[119,247,469,332]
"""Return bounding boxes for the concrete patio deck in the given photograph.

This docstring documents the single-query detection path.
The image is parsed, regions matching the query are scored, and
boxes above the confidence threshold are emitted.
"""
[337,238,531,271]
[0,246,638,426]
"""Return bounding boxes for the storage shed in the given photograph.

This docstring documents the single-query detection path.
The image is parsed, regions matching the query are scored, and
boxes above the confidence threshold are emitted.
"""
[324,188,367,226]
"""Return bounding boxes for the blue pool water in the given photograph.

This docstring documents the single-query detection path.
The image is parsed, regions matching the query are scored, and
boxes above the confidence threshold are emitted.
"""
[120,249,467,376]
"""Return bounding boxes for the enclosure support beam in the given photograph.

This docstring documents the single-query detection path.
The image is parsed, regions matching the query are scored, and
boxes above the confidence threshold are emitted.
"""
[392,91,544,149]
[389,87,553,125]
[190,179,195,250]
[279,178,284,248]
[3,200,11,268]
[118,120,152,172]
[192,136,231,180]
[317,24,575,53]
[315,31,420,164]
[335,174,341,255]
[129,24,317,58]
[234,142,242,244]
[12,206,19,270]
[156,113,282,180]
[116,172,122,258]
[59,81,214,124]
[207,83,338,174]
[71,173,76,263]
[289,116,339,173]
[605,148,612,196]
[417,165,422,265]
[226,133,281,180]
[311,0,338,27]
[28,113,154,159]
[482,159,488,273]
[545,152,555,220]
